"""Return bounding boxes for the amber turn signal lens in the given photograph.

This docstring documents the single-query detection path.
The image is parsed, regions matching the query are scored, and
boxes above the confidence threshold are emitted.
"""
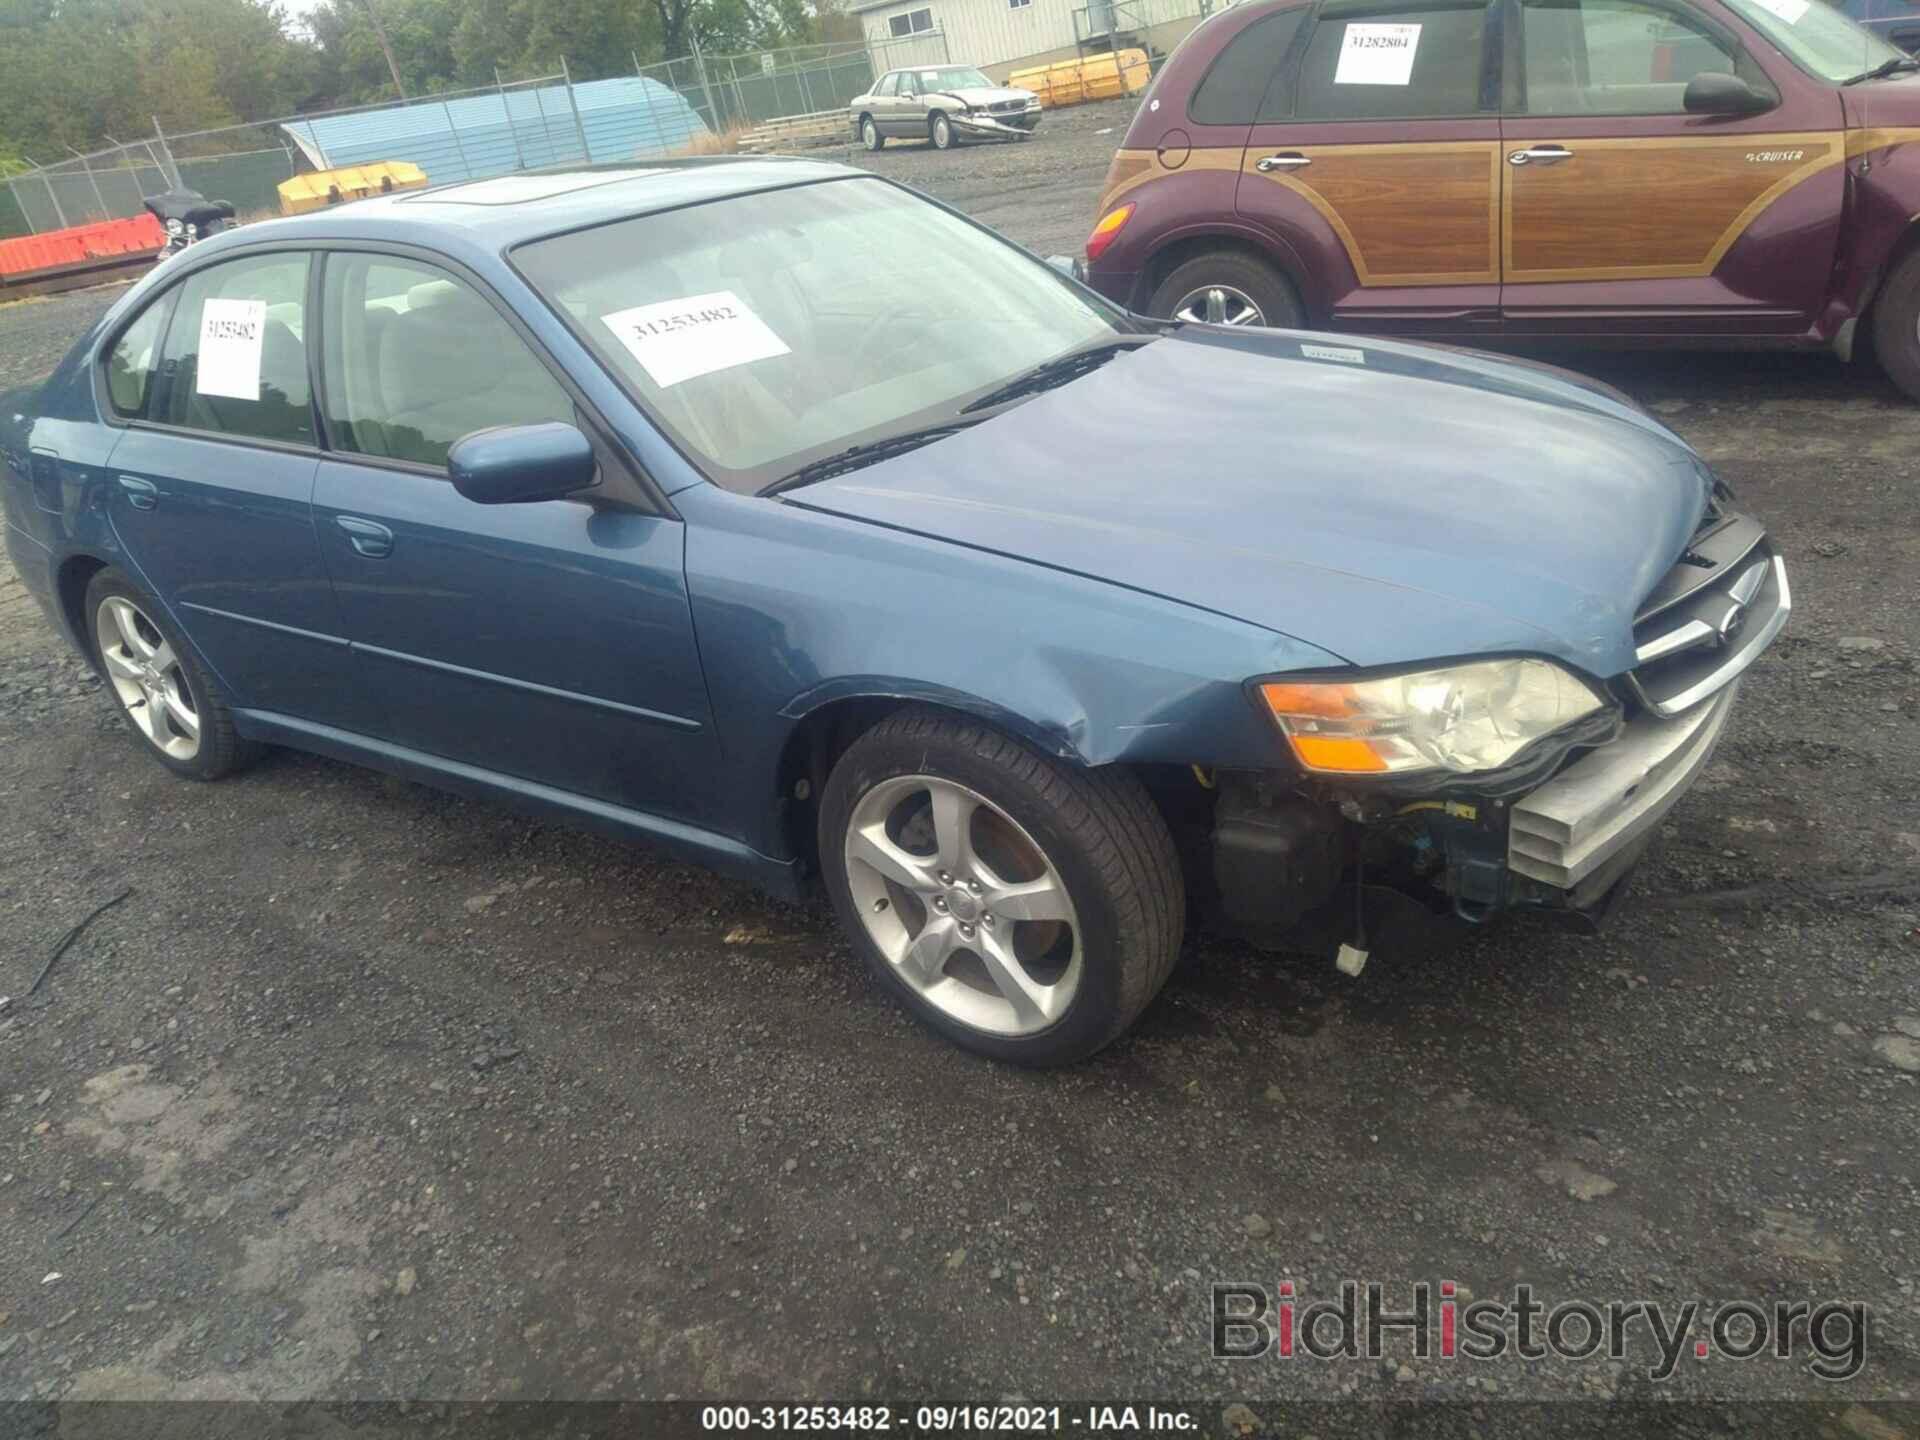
[1084,203,1135,263]
[1287,735,1389,773]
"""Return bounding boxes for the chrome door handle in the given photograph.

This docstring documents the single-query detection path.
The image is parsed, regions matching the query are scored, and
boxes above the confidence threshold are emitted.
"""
[335,515,394,558]
[1508,145,1573,166]
[117,475,159,510]
[1256,153,1312,172]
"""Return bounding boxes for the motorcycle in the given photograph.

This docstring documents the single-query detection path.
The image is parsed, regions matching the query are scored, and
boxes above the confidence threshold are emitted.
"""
[142,188,236,265]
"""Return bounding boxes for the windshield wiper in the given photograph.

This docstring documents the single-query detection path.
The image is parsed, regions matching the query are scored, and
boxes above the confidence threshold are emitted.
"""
[1844,54,1920,84]
[958,338,1145,415]
[764,420,982,494]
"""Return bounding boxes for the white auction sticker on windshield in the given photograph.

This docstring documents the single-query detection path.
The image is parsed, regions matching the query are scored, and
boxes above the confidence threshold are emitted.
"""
[195,297,267,400]
[1334,23,1421,85]
[600,291,791,389]
[1749,0,1809,22]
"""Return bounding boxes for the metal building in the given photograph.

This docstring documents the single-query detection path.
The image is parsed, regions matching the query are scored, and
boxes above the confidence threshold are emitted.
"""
[280,76,709,184]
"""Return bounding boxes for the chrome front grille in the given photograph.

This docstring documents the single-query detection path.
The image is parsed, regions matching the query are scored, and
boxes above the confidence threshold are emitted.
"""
[989,99,1027,112]
[1628,512,1790,718]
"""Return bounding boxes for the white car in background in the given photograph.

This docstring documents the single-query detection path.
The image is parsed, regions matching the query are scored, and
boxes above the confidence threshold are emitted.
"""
[851,65,1042,151]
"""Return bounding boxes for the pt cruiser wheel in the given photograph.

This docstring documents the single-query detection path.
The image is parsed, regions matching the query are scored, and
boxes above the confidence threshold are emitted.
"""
[1148,251,1303,330]
[85,568,255,780]
[820,707,1183,1066]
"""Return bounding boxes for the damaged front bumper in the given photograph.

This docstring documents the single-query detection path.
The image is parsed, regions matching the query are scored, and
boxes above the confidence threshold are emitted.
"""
[950,108,1041,139]
[1208,524,1789,938]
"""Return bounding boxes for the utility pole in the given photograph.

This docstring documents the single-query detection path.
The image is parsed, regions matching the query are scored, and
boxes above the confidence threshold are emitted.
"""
[362,0,408,99]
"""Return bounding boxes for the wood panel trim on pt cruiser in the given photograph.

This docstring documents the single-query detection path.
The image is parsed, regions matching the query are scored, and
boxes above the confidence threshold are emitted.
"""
[1100,143,1502,288]
[1503,131,1841,284]
[1243,142,1502,287]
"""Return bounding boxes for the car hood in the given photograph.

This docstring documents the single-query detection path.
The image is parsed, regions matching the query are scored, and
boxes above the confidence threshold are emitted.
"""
[932,86,1034,107]
[1841,71,1920,127]
[792,329,1710,678]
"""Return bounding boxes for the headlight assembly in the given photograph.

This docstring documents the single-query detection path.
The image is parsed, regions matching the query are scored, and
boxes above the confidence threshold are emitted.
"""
[1257,659,1609,776]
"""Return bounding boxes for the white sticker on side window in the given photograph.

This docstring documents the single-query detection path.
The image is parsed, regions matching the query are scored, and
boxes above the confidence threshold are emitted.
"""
[194,297,267,400]
[600,291,791,389]
[1749,0,1809,22]
[1334,22,1422,85]
[1301,342,1366,365]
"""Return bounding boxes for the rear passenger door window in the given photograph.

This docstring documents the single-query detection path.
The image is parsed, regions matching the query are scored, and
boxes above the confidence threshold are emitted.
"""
[154,252,314,446]
[318,253,574,470]
[1294,0,1492,119]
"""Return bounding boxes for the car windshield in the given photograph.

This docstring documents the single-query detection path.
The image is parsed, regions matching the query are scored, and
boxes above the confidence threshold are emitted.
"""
[918,66,996,89]
[514,176,1128,492]
[1719,0,1904,82]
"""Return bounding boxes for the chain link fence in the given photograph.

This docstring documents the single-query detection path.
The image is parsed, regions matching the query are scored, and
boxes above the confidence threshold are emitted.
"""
[0,33,975,240]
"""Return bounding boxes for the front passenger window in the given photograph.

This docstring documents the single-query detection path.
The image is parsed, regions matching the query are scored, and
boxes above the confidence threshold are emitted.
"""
[1516,0,1745,114]
[156,252,314,446]
[320,254,574,470]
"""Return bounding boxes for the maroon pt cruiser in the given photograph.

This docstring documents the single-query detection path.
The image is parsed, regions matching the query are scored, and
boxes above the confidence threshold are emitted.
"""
[1079,0,1920,397]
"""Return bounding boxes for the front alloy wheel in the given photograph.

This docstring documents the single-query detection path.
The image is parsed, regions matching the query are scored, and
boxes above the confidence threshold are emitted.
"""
[844,774,1082,1036]
[819,707,1184,1065]
[931,112,955,150]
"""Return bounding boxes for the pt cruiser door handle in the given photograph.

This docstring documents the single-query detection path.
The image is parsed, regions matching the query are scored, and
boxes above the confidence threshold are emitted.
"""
[335,515,394,558]
[1255,153,1312,172]
[1508,145,1574,166]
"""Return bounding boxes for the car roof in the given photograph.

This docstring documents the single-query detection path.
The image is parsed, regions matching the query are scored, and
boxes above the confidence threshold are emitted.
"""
[208,158,863,256]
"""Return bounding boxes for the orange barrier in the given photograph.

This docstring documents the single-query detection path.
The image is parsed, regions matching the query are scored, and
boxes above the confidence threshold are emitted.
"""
[0,215,166,279]
[1008,49,1151,108]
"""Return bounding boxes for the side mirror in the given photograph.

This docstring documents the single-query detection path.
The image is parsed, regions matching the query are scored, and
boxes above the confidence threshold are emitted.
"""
[1683,71,1774,116]
[448,422,597,505]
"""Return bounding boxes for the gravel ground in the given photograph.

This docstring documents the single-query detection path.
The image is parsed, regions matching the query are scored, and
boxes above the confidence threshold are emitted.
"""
[1,102,1918,1432]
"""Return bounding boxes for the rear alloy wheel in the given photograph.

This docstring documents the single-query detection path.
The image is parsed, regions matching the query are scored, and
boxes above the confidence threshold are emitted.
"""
[861,115,884,151]
[86,568,255,780]
[1147,250,1304,330]
[820,707,1183,1066]
[931,112,955,150]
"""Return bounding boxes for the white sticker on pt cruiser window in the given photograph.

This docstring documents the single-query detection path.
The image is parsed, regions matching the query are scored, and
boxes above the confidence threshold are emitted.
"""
[1749,0,1809,22]
[1334,23,1422,85]
[1301,342,1366,365]
[599,291,791,389]
[194,297,267,400]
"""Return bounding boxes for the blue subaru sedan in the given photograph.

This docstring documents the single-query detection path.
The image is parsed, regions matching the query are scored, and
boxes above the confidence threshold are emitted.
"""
[2,162,1788,1064]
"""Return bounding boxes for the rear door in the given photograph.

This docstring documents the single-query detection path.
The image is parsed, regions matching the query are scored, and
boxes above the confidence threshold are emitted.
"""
[1236,0,1504,334]
[1499,0,1845,335]
[103,248,358,726]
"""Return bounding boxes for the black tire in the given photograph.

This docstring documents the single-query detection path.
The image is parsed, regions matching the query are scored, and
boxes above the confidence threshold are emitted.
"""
[84,567,257,781]
[1872,246,1920,401]
[1146,249,1304,328]
[818,706,1184,1066]
[860,114,885,152]
[930,112,955,150]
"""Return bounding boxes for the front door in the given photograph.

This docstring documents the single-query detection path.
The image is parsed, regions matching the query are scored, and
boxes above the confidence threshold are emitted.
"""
[1500,0,1846,334]
[892,68,930,136]
[104,247,358,727]
[1236,0,1504,334]
[307,250,723,829]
